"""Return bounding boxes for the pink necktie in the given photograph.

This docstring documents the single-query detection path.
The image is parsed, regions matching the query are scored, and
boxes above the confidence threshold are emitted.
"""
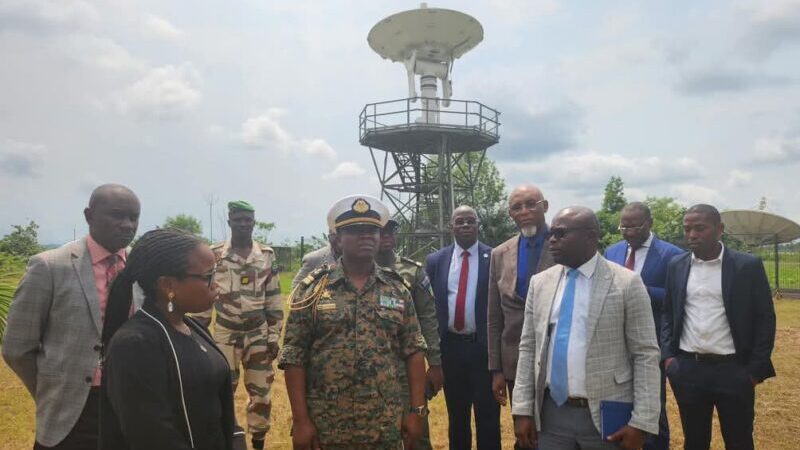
[625,247,636,271]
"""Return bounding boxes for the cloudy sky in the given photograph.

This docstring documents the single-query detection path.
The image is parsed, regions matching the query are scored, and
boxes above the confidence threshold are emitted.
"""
[1,0,799,245]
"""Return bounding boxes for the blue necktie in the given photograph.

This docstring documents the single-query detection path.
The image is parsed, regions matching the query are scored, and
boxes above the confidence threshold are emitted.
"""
[550,268,579,406]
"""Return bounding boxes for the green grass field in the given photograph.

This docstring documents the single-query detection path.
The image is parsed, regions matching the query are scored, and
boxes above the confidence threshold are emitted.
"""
[2,272,800,449]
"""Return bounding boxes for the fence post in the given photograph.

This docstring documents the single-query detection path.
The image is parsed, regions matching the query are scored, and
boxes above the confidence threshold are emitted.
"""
[300,236,305,261]
[775,237,780,293]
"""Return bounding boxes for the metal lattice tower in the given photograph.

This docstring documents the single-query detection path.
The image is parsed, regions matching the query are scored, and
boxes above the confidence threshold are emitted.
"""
[361,4,500,258]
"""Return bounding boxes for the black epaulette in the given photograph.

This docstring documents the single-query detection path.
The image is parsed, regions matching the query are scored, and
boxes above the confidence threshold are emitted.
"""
[401,256,423,268]
[379,265,412,291]
[298,265,331,289]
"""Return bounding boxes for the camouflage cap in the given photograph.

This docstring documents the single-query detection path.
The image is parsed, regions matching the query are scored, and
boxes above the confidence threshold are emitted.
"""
[228,200,255,213]
[327,194,389,231]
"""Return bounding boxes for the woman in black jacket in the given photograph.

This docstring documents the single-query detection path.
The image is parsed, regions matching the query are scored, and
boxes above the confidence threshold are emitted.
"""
[100,228,243,450]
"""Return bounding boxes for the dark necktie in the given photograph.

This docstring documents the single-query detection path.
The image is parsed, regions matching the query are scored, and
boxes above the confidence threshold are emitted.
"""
[453,250,470,331]
[625,246,636,271]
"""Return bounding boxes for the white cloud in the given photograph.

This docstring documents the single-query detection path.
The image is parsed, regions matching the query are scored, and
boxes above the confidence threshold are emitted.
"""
[113,64,202,119]
[239,109,293,151]
[753,134,800,163]
[726,169,753,188]
[741,0,800,60]
[670,183,723,206]
[500,151,705,191]
[0,139,46,177]
[322,162,366,181]
[59,35,146,72]
[239,111,336,159]
[142,15,184,41]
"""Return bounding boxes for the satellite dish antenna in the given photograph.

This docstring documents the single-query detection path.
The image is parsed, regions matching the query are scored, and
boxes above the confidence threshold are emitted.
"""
[721,210,800,246]
[367,3,484,123]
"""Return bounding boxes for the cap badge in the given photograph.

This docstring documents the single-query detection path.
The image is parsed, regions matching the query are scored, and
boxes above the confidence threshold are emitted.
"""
[352,198,371,214]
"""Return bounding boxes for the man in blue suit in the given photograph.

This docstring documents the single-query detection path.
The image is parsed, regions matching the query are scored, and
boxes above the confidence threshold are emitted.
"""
[426,205,500,450]
[605,202,684,450]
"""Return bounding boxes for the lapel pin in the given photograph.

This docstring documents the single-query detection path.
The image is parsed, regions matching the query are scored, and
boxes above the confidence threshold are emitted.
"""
[483,253,489,258]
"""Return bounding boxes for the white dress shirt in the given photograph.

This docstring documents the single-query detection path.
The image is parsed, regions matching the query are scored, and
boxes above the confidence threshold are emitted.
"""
[679,243,736,355]
[545,252,599,398]
[447,241,480,334]
[625,232,653,274]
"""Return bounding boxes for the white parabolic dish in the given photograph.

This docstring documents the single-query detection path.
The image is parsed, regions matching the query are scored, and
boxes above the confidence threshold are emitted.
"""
[368,7,484,63]
[721,210,800,245]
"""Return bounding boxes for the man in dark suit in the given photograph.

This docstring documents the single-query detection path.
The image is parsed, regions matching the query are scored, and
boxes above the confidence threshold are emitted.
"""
[605,202,684,450]
[426,205,500,450]
[487,184,554,450]
[3,184,140,450]
[662,204,776,450]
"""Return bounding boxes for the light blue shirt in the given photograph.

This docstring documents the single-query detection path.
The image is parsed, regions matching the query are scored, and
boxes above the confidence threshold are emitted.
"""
[447,241,479,334]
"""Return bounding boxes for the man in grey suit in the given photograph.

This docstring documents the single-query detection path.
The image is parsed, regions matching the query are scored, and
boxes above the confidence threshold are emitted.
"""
[3,184,140,450]
[487,184,554,449]
[290,231,340,290]
[512,207,660,450]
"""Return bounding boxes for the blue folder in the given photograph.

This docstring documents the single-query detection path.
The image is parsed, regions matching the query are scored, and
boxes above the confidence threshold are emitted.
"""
[600,400,633,440]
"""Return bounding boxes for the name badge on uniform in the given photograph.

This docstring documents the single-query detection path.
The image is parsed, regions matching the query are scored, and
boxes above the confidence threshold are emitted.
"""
[317,303,337,312]
[241,275,251,285]
[379,295,404,312]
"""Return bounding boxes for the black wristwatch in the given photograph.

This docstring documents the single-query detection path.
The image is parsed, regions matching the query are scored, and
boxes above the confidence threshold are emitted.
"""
[408,405,429,417]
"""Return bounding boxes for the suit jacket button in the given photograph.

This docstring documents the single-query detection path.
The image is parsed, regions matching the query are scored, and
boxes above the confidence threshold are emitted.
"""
[85,376,92,383]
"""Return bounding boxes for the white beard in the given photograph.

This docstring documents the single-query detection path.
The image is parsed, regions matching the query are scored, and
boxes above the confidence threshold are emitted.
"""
[520,225,537,238]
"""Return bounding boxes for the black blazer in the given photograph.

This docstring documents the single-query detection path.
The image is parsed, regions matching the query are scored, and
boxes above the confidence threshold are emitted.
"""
[425,242,492,346]
[661,247,776,382]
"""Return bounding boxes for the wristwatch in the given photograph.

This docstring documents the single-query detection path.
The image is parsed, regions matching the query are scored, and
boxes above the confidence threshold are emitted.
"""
[408,405,430,417]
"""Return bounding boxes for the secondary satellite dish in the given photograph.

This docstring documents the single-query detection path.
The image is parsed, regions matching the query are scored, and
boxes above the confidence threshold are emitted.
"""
[367,3,483,122]
[721,210,800,246]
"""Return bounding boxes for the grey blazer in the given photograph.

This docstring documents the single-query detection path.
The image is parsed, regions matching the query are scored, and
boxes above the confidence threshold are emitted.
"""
[2,238,108,446]
[290,245,336,290]
[487,234,554,379]
[511,256,661,435]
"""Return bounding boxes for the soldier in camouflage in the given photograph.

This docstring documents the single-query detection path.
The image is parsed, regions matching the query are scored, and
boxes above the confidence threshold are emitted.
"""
[279,195,428,450]
[376,219,442,450]
[194,200,282,450]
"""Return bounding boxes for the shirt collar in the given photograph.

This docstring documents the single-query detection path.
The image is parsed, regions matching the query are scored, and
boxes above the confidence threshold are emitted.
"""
[86,234,127,265]
[566,252,599,279]
[455,240,479,256]
[691,242,724,265]
[642,232,654,248]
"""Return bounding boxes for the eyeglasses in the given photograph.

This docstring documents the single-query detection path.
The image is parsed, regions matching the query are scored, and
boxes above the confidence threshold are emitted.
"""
[453,217,479,227]
[548,227,593,240]
[617,223,647,233]
[183,269,216,288]
[509,199,545,213]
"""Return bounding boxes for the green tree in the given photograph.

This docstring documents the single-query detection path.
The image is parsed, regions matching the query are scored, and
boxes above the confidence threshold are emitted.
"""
[597,176,627,249]
[0,221,43,258]
[253,221,276,245]
[645,196,687,247]
[163,214,203,236]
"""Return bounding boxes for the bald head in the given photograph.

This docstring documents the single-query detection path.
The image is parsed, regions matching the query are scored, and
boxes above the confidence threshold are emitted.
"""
[548,206,599,268]
[451,205,477,220]
[84,184,140,252]
[508,184,548,236]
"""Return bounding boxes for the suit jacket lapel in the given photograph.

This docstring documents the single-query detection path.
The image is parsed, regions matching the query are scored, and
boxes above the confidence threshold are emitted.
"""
[721,247,734,311]
[640,238,659,281]
[585,257,613,342]
[502,236,520,298]
[538,239,554,272]
[71,238,102,335]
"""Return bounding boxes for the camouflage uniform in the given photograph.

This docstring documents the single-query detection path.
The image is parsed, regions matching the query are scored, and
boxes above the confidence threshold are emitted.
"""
[195,240,283,440]
[382,253,441,450]
[278,263,427,448]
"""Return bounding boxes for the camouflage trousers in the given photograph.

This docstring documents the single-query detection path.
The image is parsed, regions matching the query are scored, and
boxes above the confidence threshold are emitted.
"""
[322,442,401,450]
[215,320,278,438]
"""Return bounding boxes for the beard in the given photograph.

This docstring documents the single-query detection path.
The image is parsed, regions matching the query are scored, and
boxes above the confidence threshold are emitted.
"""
[520,225,538,238]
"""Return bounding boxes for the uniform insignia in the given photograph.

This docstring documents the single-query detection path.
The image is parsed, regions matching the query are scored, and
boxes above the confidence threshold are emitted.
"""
[316,303,337,312]
[379,295,405,311]
[352,198,370,214]
[241,275,250,285]
[321,290,332,300]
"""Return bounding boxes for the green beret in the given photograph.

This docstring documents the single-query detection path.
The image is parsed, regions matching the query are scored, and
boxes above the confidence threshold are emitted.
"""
[228,200,255,213]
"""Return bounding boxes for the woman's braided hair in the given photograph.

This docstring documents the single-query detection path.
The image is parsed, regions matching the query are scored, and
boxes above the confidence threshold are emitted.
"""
[102,228,203,345]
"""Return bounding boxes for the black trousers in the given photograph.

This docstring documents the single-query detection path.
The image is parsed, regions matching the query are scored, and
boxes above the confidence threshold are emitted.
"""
[34,388,99,450]
[667,353,755,450]
[441,333,501,450]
